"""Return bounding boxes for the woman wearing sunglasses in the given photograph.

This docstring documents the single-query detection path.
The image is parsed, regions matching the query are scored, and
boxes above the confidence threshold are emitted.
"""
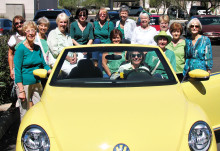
[183,18,213,77]
[8,15,26,80]
[70,7,94,47]
[118,51,149,73]
[14,21,51,120]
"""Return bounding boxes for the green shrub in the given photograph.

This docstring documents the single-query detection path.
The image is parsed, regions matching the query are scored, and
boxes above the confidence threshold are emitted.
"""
[151,10,156,13]
[0,35,13,105]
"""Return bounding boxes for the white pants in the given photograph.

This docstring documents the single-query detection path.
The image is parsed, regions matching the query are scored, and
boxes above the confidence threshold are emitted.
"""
[16,83,43,120]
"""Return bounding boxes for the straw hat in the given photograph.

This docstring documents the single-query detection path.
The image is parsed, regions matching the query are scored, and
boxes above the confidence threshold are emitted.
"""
[154,31,172,43]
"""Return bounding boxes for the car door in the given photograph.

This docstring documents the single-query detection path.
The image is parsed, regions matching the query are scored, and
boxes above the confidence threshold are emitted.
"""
[181,73,220,130]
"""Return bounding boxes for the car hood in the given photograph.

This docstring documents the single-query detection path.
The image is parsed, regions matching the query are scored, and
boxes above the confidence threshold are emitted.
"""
[202,25,220,32]
[42,84,188,150]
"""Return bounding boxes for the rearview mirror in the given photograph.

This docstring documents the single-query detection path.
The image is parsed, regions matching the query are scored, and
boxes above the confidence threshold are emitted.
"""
[33,69,48,79]
[188,69,210,81]
[105,54,122,60]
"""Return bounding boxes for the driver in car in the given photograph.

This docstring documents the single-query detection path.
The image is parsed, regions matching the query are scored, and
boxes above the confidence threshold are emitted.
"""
[118,51,150,73]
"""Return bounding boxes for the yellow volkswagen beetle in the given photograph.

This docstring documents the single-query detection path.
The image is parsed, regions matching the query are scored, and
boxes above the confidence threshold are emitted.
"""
[16,45,220,151]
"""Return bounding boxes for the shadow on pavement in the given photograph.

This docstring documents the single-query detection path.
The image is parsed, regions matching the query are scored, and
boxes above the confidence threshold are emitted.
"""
[0,108,20,151]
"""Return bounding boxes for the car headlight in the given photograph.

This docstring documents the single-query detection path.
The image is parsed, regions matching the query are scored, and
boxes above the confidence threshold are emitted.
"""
[188,121,212,151]
[22,125,50,151]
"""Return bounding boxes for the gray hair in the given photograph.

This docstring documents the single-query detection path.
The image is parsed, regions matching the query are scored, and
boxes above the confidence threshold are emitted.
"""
[139,12,149,19]
[56,12,69,24]
[119,5,130,13]
[37,16,50,28]
[187,18,202,32]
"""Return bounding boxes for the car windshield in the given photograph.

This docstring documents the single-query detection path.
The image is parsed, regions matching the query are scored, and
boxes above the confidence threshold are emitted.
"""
[198,17,220,25]
[50,46,177,87]
[34,11,63,20]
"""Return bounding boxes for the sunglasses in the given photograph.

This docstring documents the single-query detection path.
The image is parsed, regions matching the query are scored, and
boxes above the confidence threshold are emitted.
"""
[14,21,24,26]
[131,54,142,58]
[190,25,200,28]
[79,14,86,17]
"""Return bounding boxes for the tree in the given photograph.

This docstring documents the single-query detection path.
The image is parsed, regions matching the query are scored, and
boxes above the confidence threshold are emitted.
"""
[149,0,171,14]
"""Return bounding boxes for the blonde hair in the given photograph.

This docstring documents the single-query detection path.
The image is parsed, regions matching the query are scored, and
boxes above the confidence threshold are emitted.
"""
[22,21,37,32]
[56,13,69,24]
[96,8,109,21]
[139,12,149,19]
[159,15,170,23]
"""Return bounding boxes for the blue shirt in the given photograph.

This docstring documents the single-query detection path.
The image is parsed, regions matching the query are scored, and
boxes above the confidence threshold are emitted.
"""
[183,36,213,76]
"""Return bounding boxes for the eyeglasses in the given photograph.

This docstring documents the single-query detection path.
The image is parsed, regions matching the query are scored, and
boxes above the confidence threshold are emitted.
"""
[190,25,200,28]
[99,13,106,16]
[14,21,24,26]
[25,29,36,34]
[131,54,142,58]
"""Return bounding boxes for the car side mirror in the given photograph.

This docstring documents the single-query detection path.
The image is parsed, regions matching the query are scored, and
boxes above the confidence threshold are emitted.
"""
[33,69,48,79]
[188,69,210,81]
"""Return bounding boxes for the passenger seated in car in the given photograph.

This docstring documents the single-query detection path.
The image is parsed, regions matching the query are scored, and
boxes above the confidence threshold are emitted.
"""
[102,29,126,77]
[145,31,176,79]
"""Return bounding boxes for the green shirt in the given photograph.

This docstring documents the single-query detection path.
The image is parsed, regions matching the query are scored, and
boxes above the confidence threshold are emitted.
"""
[14,43,50,85]
[117,24,125,39]
[145,49,176,79]
[166,40,185,74]
[94,21,114,44]
[70,21,94,45]
[105,52,126,74]
[40,39,49,53]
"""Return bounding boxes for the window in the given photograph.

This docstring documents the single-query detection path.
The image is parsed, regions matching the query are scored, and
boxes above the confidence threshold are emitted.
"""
[50,46,177,87]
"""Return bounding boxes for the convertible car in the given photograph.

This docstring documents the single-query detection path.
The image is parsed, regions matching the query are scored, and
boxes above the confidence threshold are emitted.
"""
[16,45,220,151]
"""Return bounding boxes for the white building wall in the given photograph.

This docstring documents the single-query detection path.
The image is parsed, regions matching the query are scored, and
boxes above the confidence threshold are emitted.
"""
[0,0,35,20]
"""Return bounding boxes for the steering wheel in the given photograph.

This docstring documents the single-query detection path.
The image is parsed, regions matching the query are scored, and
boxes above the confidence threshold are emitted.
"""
[124,68,152,80]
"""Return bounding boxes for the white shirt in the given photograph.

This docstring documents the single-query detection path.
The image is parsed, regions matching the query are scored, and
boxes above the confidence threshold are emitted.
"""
[116,18,136,41]
[7,32,25,48]
[131,26,157,46]
[118,62,150,73]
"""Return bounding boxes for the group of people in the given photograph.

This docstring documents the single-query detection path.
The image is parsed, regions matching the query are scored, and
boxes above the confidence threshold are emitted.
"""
[8,5,213,120]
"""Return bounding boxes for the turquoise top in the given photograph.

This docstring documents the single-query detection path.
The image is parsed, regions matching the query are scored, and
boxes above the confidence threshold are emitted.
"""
[106,52,126,74]
[117,24,125,39]
[70,21,94,45]
[166,40,185,74]
[145,49,176,79]
[94,20,114,44]
[183,36,213,76]
[14,43,50,85]
[40,39,49,53]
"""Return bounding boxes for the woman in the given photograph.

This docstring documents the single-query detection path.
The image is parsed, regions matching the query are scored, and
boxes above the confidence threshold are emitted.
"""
[14,21,51,120]
[115,5,136,43]
[93,8,114,69]
[183,18,213,77]
[70,7,94,46]
[93,8,114,44]
[131,11,157,45]
[35,17,50,64]
[145,31,176,79]
[102,29,126,77]
[118,51,149,72]
[8,15,26,80]
[47,13,77,75]
[158,15,172,37]
[166,22,185,81]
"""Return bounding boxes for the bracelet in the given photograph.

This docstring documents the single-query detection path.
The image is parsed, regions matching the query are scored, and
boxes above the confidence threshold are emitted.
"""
[19,90,25,93]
